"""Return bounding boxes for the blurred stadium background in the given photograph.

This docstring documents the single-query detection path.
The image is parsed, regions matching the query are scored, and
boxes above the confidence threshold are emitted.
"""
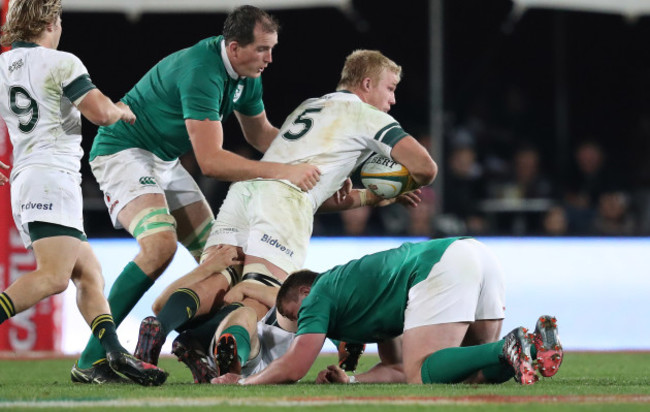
[1,0,649,354]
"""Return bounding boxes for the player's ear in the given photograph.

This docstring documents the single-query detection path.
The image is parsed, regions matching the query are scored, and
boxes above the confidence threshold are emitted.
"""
[362,77,372,91]
[298,285,311,298]
[227,40,240,57]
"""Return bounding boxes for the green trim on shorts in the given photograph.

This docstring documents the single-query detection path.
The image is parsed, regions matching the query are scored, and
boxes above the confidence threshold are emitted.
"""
[28,221,87,243]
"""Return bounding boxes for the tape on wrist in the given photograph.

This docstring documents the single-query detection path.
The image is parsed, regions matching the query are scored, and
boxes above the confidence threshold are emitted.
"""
[359,190,368,207]
[238,378,246,385]
[348,375,358,384]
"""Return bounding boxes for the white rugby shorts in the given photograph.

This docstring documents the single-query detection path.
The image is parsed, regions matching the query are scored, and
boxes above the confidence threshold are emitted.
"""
[403,238,506,330]
[10,167,85,248]
[90,148,204,228]
[205,179,313,274]
[241,321,295,377]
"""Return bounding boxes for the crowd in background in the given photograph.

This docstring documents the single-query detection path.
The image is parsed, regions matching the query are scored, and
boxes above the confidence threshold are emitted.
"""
[70,2,650,239]
[82,113,646,238]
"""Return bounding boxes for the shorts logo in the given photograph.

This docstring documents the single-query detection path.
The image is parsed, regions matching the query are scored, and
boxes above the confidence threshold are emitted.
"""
[105,192,120,214]
[260,234,294,257]
[21,201,53,211]
[139,176,156,186]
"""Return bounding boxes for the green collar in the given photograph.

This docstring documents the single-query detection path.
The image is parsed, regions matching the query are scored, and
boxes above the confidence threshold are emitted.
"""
[12,41,40,48]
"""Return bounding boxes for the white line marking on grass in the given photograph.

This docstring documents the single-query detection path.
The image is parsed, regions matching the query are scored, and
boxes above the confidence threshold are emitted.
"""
[2,395,650,408]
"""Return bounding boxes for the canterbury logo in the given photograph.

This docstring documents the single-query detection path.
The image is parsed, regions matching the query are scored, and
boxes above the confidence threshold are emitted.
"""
[98,328,105,339]
[186,306,193,317]
[139,176,156,185]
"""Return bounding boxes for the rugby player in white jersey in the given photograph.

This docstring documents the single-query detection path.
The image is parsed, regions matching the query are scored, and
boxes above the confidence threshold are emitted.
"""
[0,0,166,385]
[134,50,438,371]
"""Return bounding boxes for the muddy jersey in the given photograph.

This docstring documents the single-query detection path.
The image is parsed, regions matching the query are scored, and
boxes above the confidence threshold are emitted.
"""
[261,91,409,211]
[0,42,95,178]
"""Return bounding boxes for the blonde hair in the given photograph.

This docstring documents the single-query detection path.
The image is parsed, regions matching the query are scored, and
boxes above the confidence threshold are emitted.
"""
[1,0,62,47]
[336,50,402,91]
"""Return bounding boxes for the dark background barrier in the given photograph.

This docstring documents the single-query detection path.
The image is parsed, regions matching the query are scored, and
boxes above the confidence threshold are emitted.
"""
[38,1,650,236]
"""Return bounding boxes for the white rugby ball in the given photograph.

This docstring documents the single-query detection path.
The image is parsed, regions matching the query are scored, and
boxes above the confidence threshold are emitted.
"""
[360,154,415,199]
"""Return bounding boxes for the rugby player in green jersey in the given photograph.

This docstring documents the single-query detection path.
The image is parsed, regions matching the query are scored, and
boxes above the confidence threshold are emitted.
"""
[73,5,320,383]
[211,238,563,385]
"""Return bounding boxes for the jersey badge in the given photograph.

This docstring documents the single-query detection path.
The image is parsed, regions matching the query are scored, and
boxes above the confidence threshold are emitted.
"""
[233,84,244,103]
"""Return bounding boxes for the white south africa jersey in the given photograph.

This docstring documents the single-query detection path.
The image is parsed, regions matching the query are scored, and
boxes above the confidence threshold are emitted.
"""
[0,43,96,179]
[261,91,409,210]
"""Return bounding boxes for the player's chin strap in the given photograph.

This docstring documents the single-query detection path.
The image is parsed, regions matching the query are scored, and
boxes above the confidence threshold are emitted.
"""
[241,263,283,287]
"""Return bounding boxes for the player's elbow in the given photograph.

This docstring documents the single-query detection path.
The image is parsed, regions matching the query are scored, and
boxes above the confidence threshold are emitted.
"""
[412,159,437,186]
[88,111,117,127]
[195,155,220,177]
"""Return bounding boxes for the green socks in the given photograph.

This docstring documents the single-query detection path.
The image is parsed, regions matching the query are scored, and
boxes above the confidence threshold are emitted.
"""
[421,339,506,384]
[222,325,250,366]
[77,262,153,369]
[157,288,200,335]
[184,303,243,349]
[0,292,15,325]
[90,314,126,354]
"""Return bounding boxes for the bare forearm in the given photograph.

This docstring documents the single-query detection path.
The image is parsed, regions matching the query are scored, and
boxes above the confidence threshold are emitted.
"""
[198,150,286,182]
[242,358,303,385]
[246,125,279,153]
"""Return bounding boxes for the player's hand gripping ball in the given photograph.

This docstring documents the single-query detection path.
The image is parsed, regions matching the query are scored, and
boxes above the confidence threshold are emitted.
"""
[360,154,416,199]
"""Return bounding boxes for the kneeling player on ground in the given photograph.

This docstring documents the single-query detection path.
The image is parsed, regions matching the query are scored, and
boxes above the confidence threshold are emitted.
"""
[210,238,564,385]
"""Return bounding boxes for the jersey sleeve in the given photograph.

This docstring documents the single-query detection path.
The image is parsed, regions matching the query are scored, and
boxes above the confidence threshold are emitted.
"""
[57,53,96,105]
[178,67,224,121]
[233,77,265,117]
[359,107,409,158]
[295,292,333,336]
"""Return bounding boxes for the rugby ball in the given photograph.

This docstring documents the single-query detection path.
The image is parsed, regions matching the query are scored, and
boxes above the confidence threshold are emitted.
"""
[360,154,415,199]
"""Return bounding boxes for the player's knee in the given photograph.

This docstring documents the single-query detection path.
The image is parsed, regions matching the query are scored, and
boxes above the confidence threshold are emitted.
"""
[151,296,165,315]
[129,207,177,263]
[236,306,259,331]
[41,271,72,295]
[138,232,178,268]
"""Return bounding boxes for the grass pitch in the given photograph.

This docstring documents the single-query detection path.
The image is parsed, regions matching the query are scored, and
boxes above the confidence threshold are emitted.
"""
[0,352,649,411]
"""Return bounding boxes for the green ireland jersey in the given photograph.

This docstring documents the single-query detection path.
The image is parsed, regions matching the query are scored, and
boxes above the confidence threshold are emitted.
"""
[296,238,463,343]
[89,36,265,161]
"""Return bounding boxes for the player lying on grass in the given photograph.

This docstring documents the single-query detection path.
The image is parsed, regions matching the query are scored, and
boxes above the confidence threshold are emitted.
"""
[135,250,362,383]
[210,238,564,385]
[165,278,297,383]
[132,49,436,368]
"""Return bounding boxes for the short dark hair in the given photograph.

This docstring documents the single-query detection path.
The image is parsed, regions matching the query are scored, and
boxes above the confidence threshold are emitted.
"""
[223,5,280,46]
[276,269,319,318]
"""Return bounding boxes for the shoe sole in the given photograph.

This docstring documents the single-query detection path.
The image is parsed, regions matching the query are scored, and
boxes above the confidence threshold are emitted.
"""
[506,328,538,385]
[109,354,168,387]
[172,339,219,384]
[215,334,240,375]
[534,316,563,378]
[134,316,164,365]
